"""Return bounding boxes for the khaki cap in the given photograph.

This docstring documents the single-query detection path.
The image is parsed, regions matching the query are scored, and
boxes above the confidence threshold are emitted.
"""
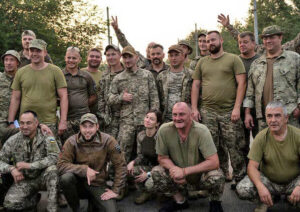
[260,25,283,38]
[168,44,184,54]
[121,46,137,56]
[1,50,21,63]
[178,40,193,55]
[104,44,120,55]
[80,113,98,125]
[29,39,47,50]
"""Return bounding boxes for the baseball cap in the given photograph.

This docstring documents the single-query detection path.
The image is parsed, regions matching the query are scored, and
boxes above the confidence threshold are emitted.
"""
[104,44,120,55]
[178,40,193,55]
[121,46,137,56]
[168,44,184,54]
[29,39,47,50]
[1,50,21,63]
[80,113,98,125]
[260,25,283,38]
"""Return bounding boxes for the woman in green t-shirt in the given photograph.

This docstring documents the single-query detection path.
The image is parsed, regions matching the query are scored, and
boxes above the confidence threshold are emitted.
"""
[127,109,162,204]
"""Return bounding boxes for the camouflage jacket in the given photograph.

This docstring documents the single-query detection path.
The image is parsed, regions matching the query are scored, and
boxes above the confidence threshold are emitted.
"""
[157,67,193,120]
[226,24,300,55]
[97,68,124,126]
[0,72,14,123]
[114,28,150,68]
[57,131,127,194]
[0,129,60,178]
[108,68,160,126]
[189,55,207,71]
[243,50,300,118]
[19,50,53,68]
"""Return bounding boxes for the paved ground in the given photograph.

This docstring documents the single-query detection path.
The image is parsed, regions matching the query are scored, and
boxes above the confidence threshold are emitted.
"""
[38,182,299,212]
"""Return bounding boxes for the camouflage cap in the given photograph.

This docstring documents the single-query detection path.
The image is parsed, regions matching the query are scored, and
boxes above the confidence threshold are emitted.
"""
[80,113,98,125]
[178,40,193,55]
[168,44,184,54]
[121,46,137,56]
[104,44,120,55]
[198,31,207,38]
[29,39,47,50]
[260,25,283,38]
[1,50,21,63]
[22,30,36,38]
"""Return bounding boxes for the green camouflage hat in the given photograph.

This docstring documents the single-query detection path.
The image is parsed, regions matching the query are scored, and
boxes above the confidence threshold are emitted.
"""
[1,50,21,63]
[80,113,98,124]
[121,46,137,56]
[260,25,283,38]
[168,44,184,54]
[198,31,207,37]
[29,39,47,50]
[178,40,193,55]
[104,44,121,55]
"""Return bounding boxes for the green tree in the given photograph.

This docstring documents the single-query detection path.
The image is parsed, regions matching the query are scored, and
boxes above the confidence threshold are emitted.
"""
[0,0,106,69]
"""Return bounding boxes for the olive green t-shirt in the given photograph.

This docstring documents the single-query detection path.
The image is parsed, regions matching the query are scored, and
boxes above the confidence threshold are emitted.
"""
[82,68,102,89]
[193,53,246,112]
[156,121,217,168]
[11,64,67,124]
[248,125,300,184]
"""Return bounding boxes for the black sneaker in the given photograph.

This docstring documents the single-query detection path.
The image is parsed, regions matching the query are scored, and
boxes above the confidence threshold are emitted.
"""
[159,200,189,212]
[209,201,224,212]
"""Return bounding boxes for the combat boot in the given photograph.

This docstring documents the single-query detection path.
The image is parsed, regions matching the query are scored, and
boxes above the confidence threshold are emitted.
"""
[134,192,152,204]
[254,203,268,212]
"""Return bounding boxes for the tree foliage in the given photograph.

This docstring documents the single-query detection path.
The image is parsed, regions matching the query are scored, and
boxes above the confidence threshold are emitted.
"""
[0,0,106,69]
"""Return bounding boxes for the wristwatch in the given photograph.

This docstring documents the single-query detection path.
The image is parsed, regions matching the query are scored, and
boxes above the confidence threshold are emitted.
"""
[147,172,151,179]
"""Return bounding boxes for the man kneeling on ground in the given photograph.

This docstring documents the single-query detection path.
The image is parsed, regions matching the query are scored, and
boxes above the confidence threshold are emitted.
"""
[57,113,127,212]
[149,102,225,212]
[237,101,300,212]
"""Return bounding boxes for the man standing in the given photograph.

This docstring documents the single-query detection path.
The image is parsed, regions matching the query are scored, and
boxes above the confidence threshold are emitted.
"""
[108,46,159,163]
[189,32,210,71]
[19,30,52,68]
[98,44,124,138]
[237,101,300,212]
[157,45,193,122]
[58,113,126,212]
[244,25,300,131]
[191,30,247,185]
[61,47,97,142]
[145,44,169,80]
[8,39,68,137]
[0,111,60,211]
[151,102,225,212]
[0,50,20,129]
[82,48,102,114]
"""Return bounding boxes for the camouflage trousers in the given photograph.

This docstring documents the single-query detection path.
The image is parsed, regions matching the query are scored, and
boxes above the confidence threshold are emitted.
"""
[200,108,247,182]
[103,117,119,140]
[237,172,300,206]
[4,165,58,212]
[59,119,80,145]
[258,115,300,132]
[117,123,144,163]
[128,165,153,192]
[148,165,225,201]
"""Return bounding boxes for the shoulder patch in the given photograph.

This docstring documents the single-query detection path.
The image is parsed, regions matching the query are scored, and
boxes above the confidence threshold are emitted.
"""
[114,143,121,153]
[49,137,56,143]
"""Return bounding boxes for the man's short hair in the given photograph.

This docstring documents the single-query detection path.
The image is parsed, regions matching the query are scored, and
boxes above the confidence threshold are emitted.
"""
[239,31,255,42]
[151,44,164,50]
[22,110,38,119]
[88,48,102,56]
[265,101,288,116]
[22,30,36,38]
[207,30,221,37]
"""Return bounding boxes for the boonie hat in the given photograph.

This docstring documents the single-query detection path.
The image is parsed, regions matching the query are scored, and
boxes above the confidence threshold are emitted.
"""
[1,50,21,63]
[168,44,184,54]
[178,40,193,55]
[29,39,47,50]
[80,113,98,125]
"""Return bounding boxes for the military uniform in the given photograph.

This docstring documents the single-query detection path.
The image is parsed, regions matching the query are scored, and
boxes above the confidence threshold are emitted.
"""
[108,68,159,162]
[243,50,300,131]
[0,129,60,211]
[157,67,193,122]
[0,72,14,129]
[144,62,169,81]
[98,68,124,138]
[58,130,127,212]
[189,55,207,71]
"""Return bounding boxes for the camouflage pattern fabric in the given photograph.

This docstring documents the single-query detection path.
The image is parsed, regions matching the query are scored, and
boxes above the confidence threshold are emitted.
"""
[237,172,300,205]
[189,55,204,71]
[243,50,300,120]
[148,165,225,201]
[132,165,153,192]
[60,119,80,145]
[200,108,246,182]
[0,73,14,124]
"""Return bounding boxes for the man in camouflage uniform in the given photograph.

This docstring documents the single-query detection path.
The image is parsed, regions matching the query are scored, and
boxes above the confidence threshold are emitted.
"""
[98,44,124,138]
[61,47,97,143]
[157,45,193,123]
[178,40,193,67]
[0,111,60,212]
[19,30,52,68]
[189,32,210,71]
[58,113,126,212]
[149,102,225,212]
[217,14,300,55]
[145,44,169,80]
[0,50,20,131]
[110,16,154,68]
[191,30,247,186]
[108,46,159,163]
[237,101,300,212]
[244,25,300,131]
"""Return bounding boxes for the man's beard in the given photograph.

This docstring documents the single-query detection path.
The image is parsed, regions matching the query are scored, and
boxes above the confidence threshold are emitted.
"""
[152,58,162,65]
[209,43,221,54]
[88,61,100,69]
[82,134,96,142]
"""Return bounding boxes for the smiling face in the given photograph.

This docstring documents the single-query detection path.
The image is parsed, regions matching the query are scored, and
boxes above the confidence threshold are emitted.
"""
[172,103,193,129]
[105,48,121,67]
[20,113,39,138]
[262,34,282,55]
[88,50,102,68]
[65,50,81,70]
[150,47,164,65]
[144,112,159,129]
[122,53,138,71]
[22,35,35,50]
[198,35,208,52]
[29,48,46,65]
[4,55,19,75]
[80,121,99,141]
[206,32,223,54]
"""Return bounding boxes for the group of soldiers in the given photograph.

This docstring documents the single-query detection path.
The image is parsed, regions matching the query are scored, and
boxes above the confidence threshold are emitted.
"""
[0,13,299,212]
